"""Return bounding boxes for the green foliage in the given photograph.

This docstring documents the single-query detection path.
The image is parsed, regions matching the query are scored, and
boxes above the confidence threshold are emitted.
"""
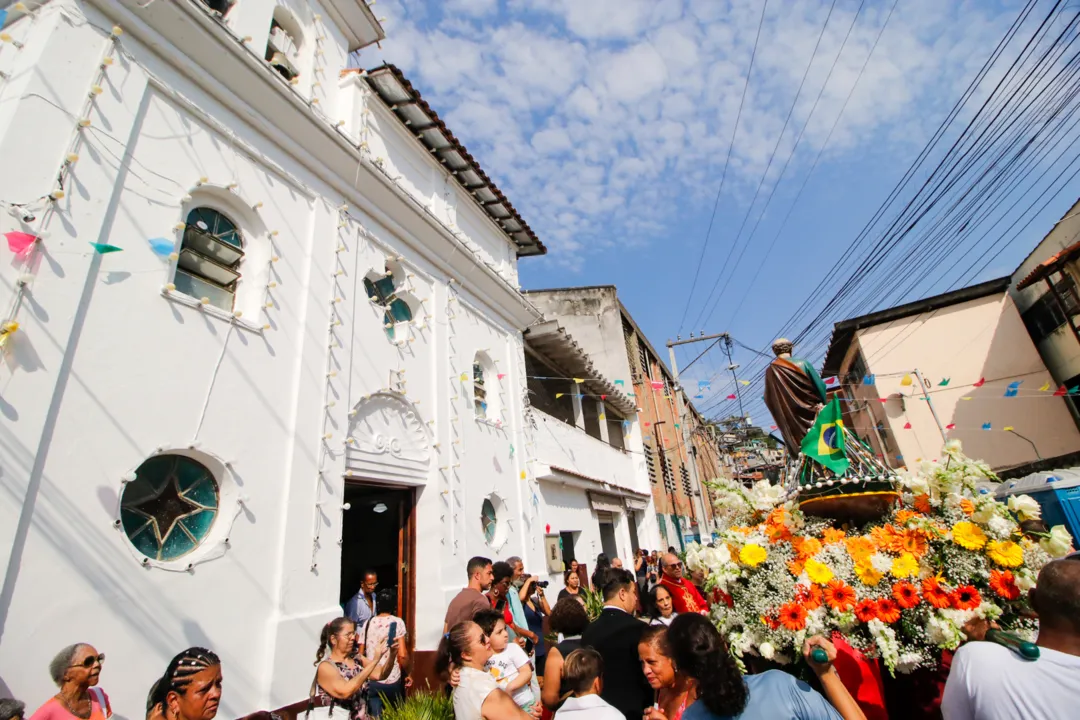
[377,691,454,720]
[580,588,605,621]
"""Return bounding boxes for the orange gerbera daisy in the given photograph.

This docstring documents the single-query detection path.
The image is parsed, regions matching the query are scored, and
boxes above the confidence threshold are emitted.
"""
[794,536,823,558]
[960,498,975,516]
[854,598,879,623]
[922,577,953,609]
[897,529,929,558]
[892,581,921,609]
[822,528,847,544]
[788,558,805,577]
[914,494,933,514]
[989,570,1021,600]
[871,525,902,553]
[778,602,808,631]
[823,580,857,611]
[951,585,982,611]
[876,598,902,624]
[846,536,876,562]
[894,509,920,524]
[767,523,793,543]
[796,583,823,611]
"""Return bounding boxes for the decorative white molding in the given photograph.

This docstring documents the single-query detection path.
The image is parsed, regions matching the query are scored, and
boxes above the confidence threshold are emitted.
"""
[345,391,432,485]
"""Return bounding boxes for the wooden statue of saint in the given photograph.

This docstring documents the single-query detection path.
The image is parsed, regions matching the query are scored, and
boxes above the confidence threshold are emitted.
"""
[763,338,828,451]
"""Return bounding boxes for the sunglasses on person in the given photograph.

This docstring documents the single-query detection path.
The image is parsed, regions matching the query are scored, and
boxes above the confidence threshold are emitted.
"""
[664,561,683,570]
[71,654,105,669]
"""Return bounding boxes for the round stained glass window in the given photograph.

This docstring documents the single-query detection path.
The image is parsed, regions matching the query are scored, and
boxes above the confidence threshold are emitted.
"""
[120,455,219,561]
[481,499,497,545]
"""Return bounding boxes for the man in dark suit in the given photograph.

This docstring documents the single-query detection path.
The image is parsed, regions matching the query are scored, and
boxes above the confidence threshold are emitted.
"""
[581,567,651,719]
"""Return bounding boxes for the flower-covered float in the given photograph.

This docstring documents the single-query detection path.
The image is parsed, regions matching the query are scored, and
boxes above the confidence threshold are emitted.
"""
[685,439,1075,677]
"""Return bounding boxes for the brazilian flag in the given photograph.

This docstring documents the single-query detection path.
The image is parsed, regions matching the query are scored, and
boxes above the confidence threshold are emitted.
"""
[800,397,850,475]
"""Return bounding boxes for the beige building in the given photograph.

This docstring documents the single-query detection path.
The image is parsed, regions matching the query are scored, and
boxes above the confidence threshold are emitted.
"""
[822,278,1080,471]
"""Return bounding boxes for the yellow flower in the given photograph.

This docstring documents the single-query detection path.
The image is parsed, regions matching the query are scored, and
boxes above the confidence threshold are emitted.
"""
[740,544,767,567]
[804,558,834,585]
[890,552,919,578]
[951,521,987,551]
[987,540,1024,568]
[855,560,884,586]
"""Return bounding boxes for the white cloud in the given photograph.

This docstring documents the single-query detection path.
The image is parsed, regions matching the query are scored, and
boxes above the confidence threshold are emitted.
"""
[371,0,1019,266]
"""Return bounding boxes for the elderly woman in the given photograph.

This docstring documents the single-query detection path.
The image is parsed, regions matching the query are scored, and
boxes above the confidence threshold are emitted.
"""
[436,621,536,720]
[311,617,392,720]
[29,644,110,720]
[540,597,590,712]
[0,700,26,720]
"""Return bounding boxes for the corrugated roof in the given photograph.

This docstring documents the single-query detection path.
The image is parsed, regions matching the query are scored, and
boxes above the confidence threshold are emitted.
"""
[821,277,1011,375]
[364,64,545,257]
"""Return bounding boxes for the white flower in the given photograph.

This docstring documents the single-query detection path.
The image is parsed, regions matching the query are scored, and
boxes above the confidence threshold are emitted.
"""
[987,515,1013,540]
[944,439,963,455]
[1015,568,1037,592]
[772,653,792,666]
[1040,525,1074,558]
[747,480,784,511]
[870,552,893,573]
[899,471,930,495]
[971,503,996,525]
[868,619,900,673]
[1008,495,1042,521]
[758,641,775,660]
[896,652,925,674]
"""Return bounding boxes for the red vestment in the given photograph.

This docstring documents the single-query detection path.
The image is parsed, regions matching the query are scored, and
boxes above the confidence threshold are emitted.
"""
[659,575,709,615]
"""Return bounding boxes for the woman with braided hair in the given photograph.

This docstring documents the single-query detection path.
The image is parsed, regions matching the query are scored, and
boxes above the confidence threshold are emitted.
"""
[309,617,393,720]
[150,647,222,720]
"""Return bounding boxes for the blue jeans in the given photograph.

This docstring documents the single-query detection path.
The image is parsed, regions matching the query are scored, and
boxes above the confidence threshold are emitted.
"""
[366,680,404,718]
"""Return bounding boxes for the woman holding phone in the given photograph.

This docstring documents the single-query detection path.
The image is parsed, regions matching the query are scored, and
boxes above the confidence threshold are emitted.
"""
[358,587,410,718]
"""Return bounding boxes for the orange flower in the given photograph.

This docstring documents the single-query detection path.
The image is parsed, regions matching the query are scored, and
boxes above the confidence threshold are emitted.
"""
[824,580,857,611]
[897,529,929,558]
[788,558,805,577]
[876,598,902,624]
[960,498,975,516]
[923,577,953,609]
[793,536,823,558]
[796,583,823,611]
[870,525,899,552]
[895,509,920,524]
[846,536,876,562]
[854,598,879,623]
[761,614,780,630]
[822,528,847,544]
[989,570,1021,600]
[778,602,808,631]
[951,585,982,611]
[767,523,793,543]
[914,494,933,514]
[892,581,921,609]
[767,507,789,527]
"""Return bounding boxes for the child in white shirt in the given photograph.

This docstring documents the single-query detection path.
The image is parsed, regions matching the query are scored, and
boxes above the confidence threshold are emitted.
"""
[475,610,536,711]
[554,647,624,720]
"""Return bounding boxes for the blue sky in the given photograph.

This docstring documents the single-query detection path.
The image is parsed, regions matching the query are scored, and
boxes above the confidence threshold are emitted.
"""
[359,0,1080,424]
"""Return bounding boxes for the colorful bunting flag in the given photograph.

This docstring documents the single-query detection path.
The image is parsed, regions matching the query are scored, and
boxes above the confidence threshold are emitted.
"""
[599,413,606,420]
[572,378,584,384]
[1070,386,1080,394]
[5,231,37,257]
[726,394,737,400]
[1054,385,1067,396]
[614,379,625,386]
[982,422,992,430]
[938,378,950,386]
[509,444,514,457]
[878,398,888,403]
[740,380,750,386]
[148,237,174,257]
[896,455,903,461]
[1039,381,1051,391]
[825,377,836,385]
[698,380,710,389]
[555,393,564,399]
[946,423,956,430]
[674,423,680,429]
[901,374,913,386]
[497,373,506,380]
[0,10,8,27]
[961,396,972,401]
[770,425,777,430]
[1003,426,1015,432]
[520,471,526,480]
[903,422,912,429]
[651,381,663,390]
[1004,381,1020,398]
[459,372,468,382]
[89,242,123,254]
[600,394,607,400]
[863,374,875,385]
[694,394,704,399]
[973,377,986,387]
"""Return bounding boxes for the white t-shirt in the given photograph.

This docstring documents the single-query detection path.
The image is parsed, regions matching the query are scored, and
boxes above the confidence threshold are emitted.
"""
[484,643,535,707]
[941,641,1080,720]
[452,667,500,720]
[555,693,625,720]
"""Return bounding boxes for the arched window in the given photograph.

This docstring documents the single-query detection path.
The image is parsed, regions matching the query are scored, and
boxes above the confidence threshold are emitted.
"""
[175,207,245,311]
[266,7,304,81]
[364,267,415,342]
[473,355,488,419]
[120,455,220,561]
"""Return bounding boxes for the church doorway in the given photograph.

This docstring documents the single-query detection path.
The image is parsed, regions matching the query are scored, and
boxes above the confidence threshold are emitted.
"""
[339,483,415,642]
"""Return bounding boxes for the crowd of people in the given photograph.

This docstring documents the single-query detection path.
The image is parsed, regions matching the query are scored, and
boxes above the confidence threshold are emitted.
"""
[2,550,1078,720]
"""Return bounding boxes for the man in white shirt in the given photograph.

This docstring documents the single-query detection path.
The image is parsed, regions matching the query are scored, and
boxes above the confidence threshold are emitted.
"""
[941,557,1080,720]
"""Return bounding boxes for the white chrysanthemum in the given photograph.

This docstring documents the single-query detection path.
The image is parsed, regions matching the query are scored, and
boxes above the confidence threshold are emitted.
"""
[1041,525,1074,558]
[870,552,893,573]
[971,503,996,525]
[987,515,1013,540]
[896,652,925,674]
[1007,495,1042,521]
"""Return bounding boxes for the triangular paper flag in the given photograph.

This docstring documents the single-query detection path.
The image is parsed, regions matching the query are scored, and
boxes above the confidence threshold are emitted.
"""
[863,374,875,385]
[572,378,584,384]
[903,422,912,429]
[901,374,913,386]
[651,381,663,389]
[1070,386,1080,394]
[645,422,651,427]
[878,398,888,403]
[825,377,836,385]
[896,455,903,461]
[946,423,956,430]
[938,378,950,386]
[1003,426,1015,432]
[674,423,680,429]
[555,393,564,399]
[973,377,986,387]
[0,11,8,27]
[961,396,972,401]
[509,444,514,457]
[1004,387,1018,398]
[614,379,624,386]
[770,425,777,430]
[599,413,606,420]
[497,373,506,379]
[694,394,704,399]
[520,471,526,480]
[459,373,468,382]
[726,394,737,400]
[5,231,37,257]
[740,380,750,386]
[698,380,710,389]
[148,237,174,256]
[1054,385,1068,396]
[600,394,606,400]
[982,422,992,430]
[1039,381,1051,391]
[89,242,123,254]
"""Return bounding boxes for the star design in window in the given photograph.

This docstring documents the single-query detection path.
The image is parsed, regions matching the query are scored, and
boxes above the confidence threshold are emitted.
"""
[121,455,218,561]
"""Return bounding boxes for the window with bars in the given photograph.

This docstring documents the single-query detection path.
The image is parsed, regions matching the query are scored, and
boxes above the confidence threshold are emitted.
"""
[174,207,244,311]
[662,374,672,398]
[660,450,675,493]
[623,321,639,378]
[638,341,651,382]
[473,356,488,419]
[645,445,658,484]
[680,465,692,495]
[1022,275,1080,344]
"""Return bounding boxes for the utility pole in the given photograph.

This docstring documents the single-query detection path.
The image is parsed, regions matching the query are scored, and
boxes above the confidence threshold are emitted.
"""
[668,332,728,542]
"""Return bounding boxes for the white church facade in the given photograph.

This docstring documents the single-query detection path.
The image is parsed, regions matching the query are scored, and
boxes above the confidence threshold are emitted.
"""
[0,0,663,715]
